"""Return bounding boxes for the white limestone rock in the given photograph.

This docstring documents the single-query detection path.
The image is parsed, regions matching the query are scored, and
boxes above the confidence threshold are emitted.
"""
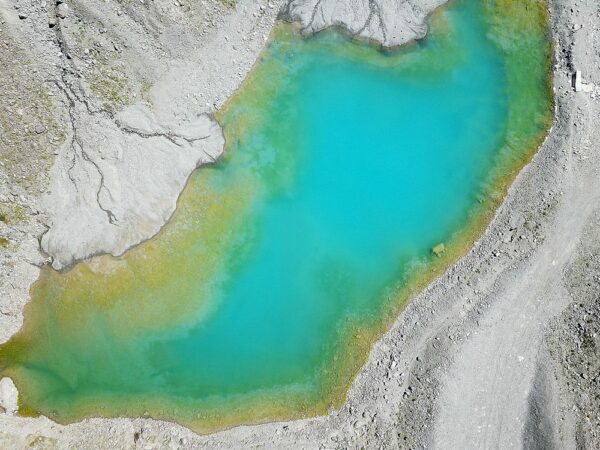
[282,0,447,47]
[0,378,18,415]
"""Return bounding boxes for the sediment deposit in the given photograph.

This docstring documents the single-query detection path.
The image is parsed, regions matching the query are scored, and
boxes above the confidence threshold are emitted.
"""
[282,0,446,47]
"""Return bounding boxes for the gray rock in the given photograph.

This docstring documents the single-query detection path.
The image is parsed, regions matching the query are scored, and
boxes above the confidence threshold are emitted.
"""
[56,3,68,19]
[282,0,446,47]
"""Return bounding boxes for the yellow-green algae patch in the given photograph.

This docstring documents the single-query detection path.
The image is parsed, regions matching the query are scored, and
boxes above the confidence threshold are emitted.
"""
[0,0,552,434]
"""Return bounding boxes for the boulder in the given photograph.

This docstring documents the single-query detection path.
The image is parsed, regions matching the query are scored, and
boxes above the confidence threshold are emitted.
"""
[0,377,18,415]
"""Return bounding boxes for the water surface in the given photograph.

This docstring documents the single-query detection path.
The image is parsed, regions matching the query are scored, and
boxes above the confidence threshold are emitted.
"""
[0,0,552,433]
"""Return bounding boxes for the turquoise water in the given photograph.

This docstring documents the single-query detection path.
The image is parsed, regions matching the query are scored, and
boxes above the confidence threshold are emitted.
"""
[0,0,553,432]
[170,1,506,396]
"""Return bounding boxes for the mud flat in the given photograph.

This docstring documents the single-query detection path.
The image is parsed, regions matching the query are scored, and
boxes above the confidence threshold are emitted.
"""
[1,0,599,448]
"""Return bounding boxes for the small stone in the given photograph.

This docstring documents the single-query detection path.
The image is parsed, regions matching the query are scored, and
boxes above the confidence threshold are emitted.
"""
[57,3,68,19]
[18,13,27,20]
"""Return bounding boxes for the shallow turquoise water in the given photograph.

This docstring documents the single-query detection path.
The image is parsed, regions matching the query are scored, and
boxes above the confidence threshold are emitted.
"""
[162,0,507,397]
[0,0,553,430]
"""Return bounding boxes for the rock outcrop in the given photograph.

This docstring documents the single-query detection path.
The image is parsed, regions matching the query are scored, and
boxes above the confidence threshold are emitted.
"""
[282,0,446,47]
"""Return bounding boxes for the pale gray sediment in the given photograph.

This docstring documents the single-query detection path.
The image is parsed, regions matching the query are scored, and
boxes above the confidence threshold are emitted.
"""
[281,0,446,47]
[0,0,283,342]
[1,0,600,448]
[33,0,271,270]
[41,104,224,270]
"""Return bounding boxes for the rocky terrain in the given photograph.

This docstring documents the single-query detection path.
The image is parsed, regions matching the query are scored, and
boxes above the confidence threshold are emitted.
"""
[8,0,279,270]
[282,0,446,47]
[546,210,600,449]
[1,0,599,448]
[0,0,282,343]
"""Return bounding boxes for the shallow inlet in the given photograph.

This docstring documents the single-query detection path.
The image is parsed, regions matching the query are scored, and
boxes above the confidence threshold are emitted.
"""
[0,0,552,433]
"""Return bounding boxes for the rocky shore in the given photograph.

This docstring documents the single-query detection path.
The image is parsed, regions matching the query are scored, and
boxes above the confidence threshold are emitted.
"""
[0,0,282,342]
[1,0,599,448]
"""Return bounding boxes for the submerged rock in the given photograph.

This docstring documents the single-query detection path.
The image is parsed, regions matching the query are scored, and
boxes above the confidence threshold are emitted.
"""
[432,243,445,257]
